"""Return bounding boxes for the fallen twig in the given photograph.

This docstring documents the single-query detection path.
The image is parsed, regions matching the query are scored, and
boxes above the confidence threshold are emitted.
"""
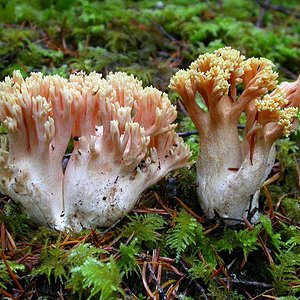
[256,0,300,18]
[220,277,273,288]
[256,0,271,27]
[174,197,204,222]
[0,288,14,299]
[280,66,299,80]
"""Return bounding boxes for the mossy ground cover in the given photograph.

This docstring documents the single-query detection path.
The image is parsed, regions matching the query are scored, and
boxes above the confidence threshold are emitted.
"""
[0,0,299,299]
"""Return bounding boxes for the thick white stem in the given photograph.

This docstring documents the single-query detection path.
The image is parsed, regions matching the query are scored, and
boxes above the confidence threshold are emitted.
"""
[63,150,159,231]
[197,125,275,223]
[2,154,65,229]
[63,136,189,232]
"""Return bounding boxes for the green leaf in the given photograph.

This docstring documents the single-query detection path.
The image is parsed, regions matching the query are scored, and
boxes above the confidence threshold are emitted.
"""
[215,227,237,253]
[189,260,213,284]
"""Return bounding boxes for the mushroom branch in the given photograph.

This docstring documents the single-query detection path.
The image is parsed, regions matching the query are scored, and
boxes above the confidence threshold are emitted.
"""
[0,71,190,232]
[64,72,190,231]
[170,47,300,223]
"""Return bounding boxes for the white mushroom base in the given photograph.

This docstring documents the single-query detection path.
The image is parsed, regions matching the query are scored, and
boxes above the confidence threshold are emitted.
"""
[196,126,275,224]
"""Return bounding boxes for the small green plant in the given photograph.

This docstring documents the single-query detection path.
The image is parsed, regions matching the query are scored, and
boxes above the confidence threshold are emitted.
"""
[67,243,123,300]
[69,257,124,300]
[166,209,203,261]
[260,215,282,251]
[117,240,141,277]
[121,214,166,248]
[0,259,25,290]
[32,238,68,283]
[271,251,300,295]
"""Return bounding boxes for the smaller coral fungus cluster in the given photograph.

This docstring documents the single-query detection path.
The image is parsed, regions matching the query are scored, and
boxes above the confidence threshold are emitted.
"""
[170,47,300,223]
[0,71,190,231]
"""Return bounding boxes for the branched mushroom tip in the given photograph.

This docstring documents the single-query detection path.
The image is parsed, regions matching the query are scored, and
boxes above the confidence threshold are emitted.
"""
[170,46,299,223]
[0,70,190,231]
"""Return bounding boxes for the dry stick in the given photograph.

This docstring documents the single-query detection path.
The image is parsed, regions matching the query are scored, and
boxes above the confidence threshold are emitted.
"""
[156,264,163,300]
[258,235,274,265]
[262,172,281,187]
[122,282,140,300]
[97,217,124,239]
[256,0,300,18]
[256,0,271,27]
[166,277,184,299]
[142,262,156,298]
[160,261,183,276]
[263,185,274,220]
[250,288,275,300]
[220,277,273,288]
[280,66,298,80]
[152,279,178,298]
[132,208,170,215]
[151,22,189,49]
[0,288,13,299]
[243,289,253,299]
[59,240,81,247]
[275,193,291,210]
[243,217,274,265]
[150,249,159,282]
[153,192,173,215]
[174,197,204,222]
[147,261,167,300]
[210,245,231,291]
[57,285,66,300]
[140,253,167,300]
[203,224,219,236]
[178,130,198,138]
[0,223,6,250]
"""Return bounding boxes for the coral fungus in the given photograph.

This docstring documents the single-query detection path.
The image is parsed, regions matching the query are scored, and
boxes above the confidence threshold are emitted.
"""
[170,47,299,223]
[0,71,190,231]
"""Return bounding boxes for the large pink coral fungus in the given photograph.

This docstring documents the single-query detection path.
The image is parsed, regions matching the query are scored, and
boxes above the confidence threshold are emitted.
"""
[170,47,300,224]
[0,71,190,231]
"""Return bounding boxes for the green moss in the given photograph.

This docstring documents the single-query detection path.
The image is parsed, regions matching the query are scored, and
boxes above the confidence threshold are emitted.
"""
[0,0,299,298]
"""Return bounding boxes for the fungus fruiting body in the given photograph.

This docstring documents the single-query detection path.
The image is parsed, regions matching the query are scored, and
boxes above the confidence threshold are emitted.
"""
[170,47,300,223]
[0,71,190,231]
[63,72,190,230]
[0,71,81,229]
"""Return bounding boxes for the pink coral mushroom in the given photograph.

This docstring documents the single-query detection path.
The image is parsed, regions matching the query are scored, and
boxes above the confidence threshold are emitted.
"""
[0,71,190,231]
